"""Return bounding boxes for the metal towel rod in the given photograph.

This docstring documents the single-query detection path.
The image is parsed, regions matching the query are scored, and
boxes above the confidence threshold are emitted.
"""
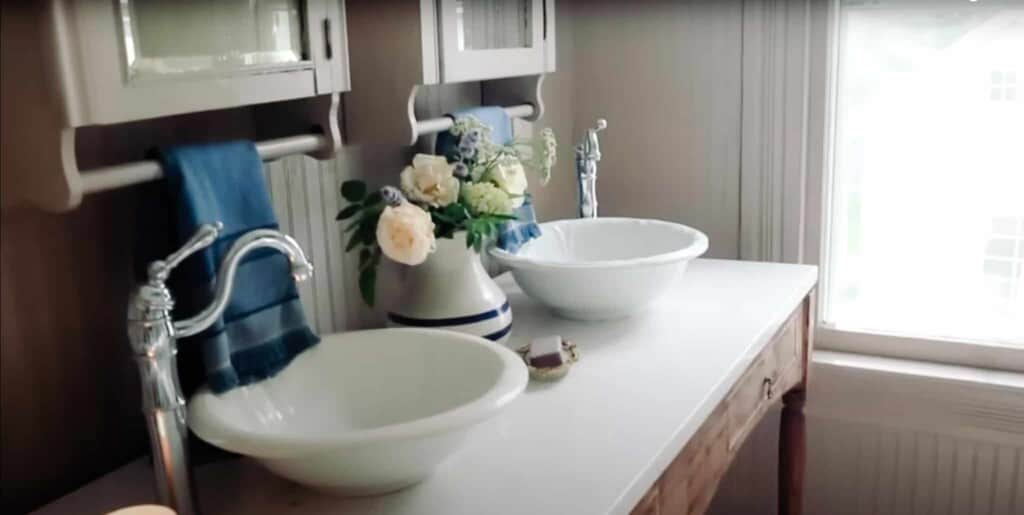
[79,133,329,195]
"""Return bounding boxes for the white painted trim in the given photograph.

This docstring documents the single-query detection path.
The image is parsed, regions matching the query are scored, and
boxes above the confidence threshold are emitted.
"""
[739,0,814,264]
[819,327,1024,373]
[419,0,440,85]
[796,0,1024,370]
[810,351,1024,444]
[543,0,555,73]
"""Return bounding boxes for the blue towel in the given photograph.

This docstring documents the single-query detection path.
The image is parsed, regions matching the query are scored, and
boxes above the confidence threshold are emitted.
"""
[161,141,319,394]
[436,107,541,253]
[498,195,543,253]
[436,106,514,150]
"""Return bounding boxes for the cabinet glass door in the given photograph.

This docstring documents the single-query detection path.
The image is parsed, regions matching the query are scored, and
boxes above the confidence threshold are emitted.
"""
[119,0,312,79]
[456,0,532,50]
[439,0,548,83]
[66,0,343,125]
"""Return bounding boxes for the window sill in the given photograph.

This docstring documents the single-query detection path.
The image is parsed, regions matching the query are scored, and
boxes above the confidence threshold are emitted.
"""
[817,326,1024,373]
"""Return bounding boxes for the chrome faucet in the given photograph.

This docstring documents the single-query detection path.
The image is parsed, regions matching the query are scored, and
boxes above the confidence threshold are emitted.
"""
[126,223,313,515]
[575,118,607,218]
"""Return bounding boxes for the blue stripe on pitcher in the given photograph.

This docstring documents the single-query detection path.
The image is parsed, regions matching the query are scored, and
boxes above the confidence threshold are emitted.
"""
[387,301,511,328]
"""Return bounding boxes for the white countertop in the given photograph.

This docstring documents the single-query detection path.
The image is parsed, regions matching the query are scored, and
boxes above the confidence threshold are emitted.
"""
[35,259,817,515]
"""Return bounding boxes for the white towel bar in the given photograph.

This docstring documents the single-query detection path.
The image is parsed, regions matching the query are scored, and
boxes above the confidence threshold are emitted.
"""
[79,102,533,196]
[413,104,535,136]
[79,133,329,195]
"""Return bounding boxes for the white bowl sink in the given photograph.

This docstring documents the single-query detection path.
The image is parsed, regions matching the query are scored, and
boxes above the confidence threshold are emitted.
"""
[490,218,709,320]
[188,329,527,496]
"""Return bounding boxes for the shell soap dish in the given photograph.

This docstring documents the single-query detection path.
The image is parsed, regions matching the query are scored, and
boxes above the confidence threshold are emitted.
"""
[516,336,579,381]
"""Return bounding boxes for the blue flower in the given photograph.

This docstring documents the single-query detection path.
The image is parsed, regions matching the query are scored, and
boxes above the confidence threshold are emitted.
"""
[458,136,478,160]
[380,185,405,207]
[452,162,470,179]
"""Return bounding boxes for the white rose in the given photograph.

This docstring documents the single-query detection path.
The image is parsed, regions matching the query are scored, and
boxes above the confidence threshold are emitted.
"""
[490,158,529,208]
[376,202,436,266]
[400,154,460,207]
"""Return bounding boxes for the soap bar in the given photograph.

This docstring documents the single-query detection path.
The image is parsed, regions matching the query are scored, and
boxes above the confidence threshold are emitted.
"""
[528,336,565,368]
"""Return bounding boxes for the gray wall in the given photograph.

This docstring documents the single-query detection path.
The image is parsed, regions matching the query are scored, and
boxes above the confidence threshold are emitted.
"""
[533,0,743,259]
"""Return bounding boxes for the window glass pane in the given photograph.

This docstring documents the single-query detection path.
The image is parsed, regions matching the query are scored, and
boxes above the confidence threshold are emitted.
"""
[826,0,1024,344]
[121,0,306,78]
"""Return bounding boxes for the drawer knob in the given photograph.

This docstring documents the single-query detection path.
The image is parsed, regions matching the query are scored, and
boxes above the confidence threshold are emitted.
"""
[762,377,775,400]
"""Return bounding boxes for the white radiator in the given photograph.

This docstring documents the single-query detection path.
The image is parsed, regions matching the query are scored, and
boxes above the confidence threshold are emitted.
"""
[711,355,1024,515]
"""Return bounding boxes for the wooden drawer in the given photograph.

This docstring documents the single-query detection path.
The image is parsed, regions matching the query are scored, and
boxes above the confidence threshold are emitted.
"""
[726,309,802,452]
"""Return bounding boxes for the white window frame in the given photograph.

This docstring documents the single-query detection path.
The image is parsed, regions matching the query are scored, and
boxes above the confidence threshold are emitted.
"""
[741,0,1024,372]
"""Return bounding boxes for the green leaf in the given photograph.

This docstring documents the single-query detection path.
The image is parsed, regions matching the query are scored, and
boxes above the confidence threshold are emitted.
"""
[431,211,458,225]
[346,231,362,252]
[358,248,372,270]
[363,191,383,207]
[359,222,376,245]
[341,180,367,202]
[335,204,361,221]
[442,203,470,221]
[359,268,377,307]
[482,213,518,221]
[344,219,362,233]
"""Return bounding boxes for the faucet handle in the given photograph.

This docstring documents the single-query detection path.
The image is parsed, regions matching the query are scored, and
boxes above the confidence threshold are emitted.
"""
[577,118,608,160]
[148,222,223,283]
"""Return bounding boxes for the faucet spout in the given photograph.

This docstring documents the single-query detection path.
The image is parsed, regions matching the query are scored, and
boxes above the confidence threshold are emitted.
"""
[576,118,607,218]
[174,230,313,338]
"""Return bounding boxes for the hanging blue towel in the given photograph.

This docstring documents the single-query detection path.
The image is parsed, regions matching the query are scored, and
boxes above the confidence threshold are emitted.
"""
[161,140,319,394]
[435,106,541,253]
[435,106,514,152]
[498,195,543,253]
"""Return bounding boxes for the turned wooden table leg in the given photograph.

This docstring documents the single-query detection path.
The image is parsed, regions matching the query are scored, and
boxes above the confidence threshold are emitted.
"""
[778,389,806,515]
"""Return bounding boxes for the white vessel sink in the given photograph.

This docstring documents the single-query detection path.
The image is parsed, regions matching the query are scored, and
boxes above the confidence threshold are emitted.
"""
[188,329,528,496]
[490,218,708,320]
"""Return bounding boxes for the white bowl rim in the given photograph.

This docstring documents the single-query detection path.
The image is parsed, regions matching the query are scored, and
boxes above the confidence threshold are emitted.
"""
[187,328,528,457]
[489,217,709,270]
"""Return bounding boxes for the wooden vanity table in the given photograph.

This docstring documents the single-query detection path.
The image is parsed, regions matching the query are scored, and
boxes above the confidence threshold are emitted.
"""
[629,296,813,515]
[33,259,817,515]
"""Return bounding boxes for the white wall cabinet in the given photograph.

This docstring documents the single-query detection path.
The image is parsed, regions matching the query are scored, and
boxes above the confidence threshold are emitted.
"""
[53,0,350,126]
[436,0,554,83]
[0,1,349,212]
[345,0,555,145]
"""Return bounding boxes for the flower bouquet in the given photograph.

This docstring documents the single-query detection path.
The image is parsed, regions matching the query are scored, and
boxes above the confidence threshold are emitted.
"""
[337,116,557,306]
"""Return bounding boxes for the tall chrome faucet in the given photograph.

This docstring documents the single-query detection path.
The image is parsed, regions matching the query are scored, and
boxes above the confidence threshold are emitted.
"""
[126,223,313,515]
[575,118,607,218]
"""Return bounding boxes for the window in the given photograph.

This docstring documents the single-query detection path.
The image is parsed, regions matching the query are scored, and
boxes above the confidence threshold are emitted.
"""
[822,0,1024,348]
